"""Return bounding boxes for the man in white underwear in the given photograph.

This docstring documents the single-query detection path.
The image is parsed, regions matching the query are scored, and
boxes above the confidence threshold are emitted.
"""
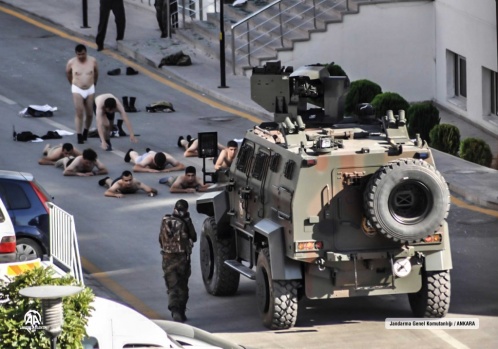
[66,44,99,144]
[124,148,185,173]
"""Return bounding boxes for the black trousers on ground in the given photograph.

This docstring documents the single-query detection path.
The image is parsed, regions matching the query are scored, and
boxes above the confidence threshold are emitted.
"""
[155,0,178,37]
[96,0,126,48]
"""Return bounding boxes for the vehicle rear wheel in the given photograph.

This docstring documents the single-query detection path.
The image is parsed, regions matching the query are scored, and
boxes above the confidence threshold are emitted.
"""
[256,248,299,330]
[408,269,451,317]
[364,158,450,243]
[16,238,42,261]
[200,217,240,296]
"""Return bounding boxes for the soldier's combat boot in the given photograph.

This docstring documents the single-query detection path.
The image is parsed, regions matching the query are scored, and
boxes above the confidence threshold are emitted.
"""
[83,128,89,141]
[122,96,130,112]
[117,119,127,136]
[77,133,84,144]
[128,97,138,112]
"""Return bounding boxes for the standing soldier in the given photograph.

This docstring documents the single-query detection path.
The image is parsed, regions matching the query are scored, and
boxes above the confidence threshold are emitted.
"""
[158,200,197,322]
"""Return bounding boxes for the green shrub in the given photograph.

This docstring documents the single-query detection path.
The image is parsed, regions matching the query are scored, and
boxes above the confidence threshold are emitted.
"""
[370,92,410,119]
[429,124,461,155]
[345,79,382,115]
[406,102,440,143]
[326,62,347,77]
[0,267,94,349]
[459,137,493,167]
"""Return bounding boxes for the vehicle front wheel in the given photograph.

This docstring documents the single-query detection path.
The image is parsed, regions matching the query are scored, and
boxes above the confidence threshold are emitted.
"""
[256,248,300,330]
[200,217,240,296]
[408,269,451,317]
[16,238,43,262]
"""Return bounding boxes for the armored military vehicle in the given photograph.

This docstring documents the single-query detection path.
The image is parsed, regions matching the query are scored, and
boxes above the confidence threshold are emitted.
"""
[196,61,452,330]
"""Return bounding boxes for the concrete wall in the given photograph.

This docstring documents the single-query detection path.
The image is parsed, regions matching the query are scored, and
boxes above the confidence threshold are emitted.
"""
[278,1,436,102]
[434,0,498,134]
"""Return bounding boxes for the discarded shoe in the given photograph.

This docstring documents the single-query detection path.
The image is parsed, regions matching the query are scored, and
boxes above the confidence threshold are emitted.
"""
[186,135,192,142]
[99,177,110,187]
[126,67,139,75]
[171,312,184,323]
[145,148,151,153]
[177,136,184,148]
[107,68,121,76]
[128,97,138,112]
[124,149,133,163]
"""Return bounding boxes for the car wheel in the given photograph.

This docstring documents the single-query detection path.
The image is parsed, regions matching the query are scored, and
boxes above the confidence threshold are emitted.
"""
[408,269,451,317]
[364,158,450,243]
[256,248,299,330]
[200,217,240,296]
[16,238,42,261]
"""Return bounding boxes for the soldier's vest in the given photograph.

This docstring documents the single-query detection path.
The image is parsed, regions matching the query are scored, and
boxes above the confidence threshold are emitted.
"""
[159,214,190,254]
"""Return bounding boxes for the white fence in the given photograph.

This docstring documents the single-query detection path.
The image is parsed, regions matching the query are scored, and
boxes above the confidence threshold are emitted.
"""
[48,203,84,286]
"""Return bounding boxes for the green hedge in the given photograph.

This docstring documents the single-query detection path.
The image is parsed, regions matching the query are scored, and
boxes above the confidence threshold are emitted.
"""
[429,124,461,155]
[0,267,94,349]
[406,102,440,143]
[345,79,382,115]
[371,92,410,119]
[326,62,347,77]
[460,137,493,167]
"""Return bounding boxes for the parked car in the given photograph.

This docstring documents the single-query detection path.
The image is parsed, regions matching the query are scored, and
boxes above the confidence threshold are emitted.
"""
[0,197,16,263]
[83,296,246,349]
[0,170,52,261]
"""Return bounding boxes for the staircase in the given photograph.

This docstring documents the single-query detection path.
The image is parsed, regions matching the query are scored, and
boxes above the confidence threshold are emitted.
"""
[122,0,422,76]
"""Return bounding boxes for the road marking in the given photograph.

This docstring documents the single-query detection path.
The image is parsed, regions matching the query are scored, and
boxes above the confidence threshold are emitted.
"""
[451,196,498,218]
[0,94,16,105]
[81,256,163,319]
[428,329,470,349]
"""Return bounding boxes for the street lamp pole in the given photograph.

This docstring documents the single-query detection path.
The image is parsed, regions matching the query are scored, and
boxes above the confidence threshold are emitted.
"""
[219,0,228,88]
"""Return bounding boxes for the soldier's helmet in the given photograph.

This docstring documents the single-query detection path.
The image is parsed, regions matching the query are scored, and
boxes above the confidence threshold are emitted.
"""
[174,199,189,215]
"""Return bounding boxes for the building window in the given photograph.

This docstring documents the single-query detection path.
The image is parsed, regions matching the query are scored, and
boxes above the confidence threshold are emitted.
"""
[482,67,498,117]
[491,71,498,115]
[454,55,467,98]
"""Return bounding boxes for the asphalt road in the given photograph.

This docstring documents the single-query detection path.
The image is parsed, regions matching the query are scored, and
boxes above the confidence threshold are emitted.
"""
[1,10,497,349]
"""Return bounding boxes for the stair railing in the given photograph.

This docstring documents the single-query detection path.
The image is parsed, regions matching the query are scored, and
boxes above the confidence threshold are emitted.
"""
[230,0,351,75]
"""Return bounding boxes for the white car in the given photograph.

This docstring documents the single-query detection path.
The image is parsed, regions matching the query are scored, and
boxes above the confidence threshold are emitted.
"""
[0,197,16,263]
[83,296,245,349]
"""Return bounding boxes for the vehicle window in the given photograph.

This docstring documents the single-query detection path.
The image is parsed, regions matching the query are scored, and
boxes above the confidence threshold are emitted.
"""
[0,183,31,210]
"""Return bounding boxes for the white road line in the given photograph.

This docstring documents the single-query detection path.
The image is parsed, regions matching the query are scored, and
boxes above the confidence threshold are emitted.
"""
[0,94,16,105]
[428,329,470,349]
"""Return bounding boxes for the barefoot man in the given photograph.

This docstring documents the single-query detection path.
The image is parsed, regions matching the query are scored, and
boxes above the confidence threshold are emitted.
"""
[66,44,99,144]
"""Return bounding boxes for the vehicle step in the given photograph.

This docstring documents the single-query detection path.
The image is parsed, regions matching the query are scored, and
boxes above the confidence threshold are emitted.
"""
[225,259,256,280]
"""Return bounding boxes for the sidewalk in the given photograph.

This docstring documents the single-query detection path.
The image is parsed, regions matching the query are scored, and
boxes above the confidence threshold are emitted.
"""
[2,0,498,213]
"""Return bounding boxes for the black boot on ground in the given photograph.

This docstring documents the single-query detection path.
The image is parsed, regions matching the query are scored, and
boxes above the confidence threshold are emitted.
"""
[128,97,138,112]
[83,128,89,141]
[77,133,84,144]
[122,96,130,112]
[117,119,127,136]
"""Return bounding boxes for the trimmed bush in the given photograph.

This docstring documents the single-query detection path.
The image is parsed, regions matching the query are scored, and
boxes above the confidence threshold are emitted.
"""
[459,137,493,167]
[370,92,410,119]
[429,124,461,156]
[406,102,440,143]
[345,79,382,115]
[0,267,94,348]
[326,62,347,77]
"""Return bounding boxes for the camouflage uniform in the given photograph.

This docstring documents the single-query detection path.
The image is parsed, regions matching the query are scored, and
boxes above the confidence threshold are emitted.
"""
[159,210,197,321]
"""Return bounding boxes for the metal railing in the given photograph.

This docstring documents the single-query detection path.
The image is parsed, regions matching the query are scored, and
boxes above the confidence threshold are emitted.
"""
[48,203,84,286]
[230,0,351,74]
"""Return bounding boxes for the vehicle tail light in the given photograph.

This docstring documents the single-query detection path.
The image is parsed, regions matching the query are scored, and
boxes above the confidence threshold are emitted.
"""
[31,182,50,213]
[0,236,16,253]
[424,234,442,243]
[296,240,323,252]
[301,159,317,167]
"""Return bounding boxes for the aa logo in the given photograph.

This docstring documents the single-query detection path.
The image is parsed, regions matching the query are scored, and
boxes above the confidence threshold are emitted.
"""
[21,309,46,333]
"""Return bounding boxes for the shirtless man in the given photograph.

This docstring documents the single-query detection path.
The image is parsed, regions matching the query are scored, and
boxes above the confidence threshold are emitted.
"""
[38,143,81,165]
[99,170,158,198]
[61,148,108,177]
[160,166,210,193]
[124,148,185,173]
[66,44,99,144]
[177,135,225,158]
[214,140,238,170]
[95,93,138,151]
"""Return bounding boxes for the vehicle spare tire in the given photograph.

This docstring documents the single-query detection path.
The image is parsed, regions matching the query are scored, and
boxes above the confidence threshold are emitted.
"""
[364,158,450,243]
